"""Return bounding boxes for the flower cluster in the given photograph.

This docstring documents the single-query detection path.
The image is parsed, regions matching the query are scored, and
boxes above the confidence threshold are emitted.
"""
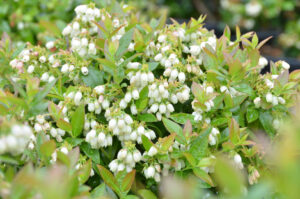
[2,2,299,198]
[0,124,34,155]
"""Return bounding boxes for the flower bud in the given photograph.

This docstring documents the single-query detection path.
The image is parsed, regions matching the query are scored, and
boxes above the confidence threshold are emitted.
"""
[124,92,132,103]
[131,151,141,162]
[178,72,185,83]
[117,149,127,160]
[220,86,228,93]
[281,61,290,70]
[109,160,118,172]
[94,85,105,94]
[109,119,117,130]
[206,86,214,94]
[46,41,55,49]
[81,67,88,75]
[265,93,273,103]
[119,99,127,109]
[150,104,159,113]
[39,56,46,63]
[27,65,35,73]
[145,166,155,178]
[61,64,69,73]
[88,103,95,112]
[158,35,166,43]
[41,72,49,81]
[166,104,174,112]
[148,146,158,156]
[74,91,82,105]
[132,89,139,100]
[62,25,72,35]
[130,104,138,115]
[254,97,261,107]
[60,147,68,154]
[190,45,201,56]
[154,53,163,61]
[170,69,178,80]
[159,104,166,114]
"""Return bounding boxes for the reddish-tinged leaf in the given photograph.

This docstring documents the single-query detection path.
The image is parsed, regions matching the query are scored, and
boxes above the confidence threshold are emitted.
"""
[183,120,192,137]
[40,140,56,158]
[57,118,72,132]
[290,69,300,80]
[229,118,240,144]
[97,165,121,195]
[256,36,272,50]
[121,170,136,193]
[160,133,176,152]
[183,152,197,166]
[193,167,214,186]
[78,159,92,184]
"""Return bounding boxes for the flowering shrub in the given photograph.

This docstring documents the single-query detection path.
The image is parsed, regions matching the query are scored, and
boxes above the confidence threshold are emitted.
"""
[1,2,300,198]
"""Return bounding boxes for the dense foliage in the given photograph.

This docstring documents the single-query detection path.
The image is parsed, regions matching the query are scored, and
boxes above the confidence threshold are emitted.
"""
[0,1,300,199]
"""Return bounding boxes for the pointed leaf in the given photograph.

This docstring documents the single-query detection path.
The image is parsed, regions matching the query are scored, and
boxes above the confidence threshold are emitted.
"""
[97,165,121,196]
[71,104,85,137]
[162,117,185,144]
[121,170,136,193]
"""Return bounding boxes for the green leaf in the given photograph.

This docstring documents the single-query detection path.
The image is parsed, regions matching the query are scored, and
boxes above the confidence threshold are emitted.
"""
[252,33,258,48]
[40,140,56,159]
[189,127,211,161]
[57,118,72,132]
[162,117,185,144]
[135,86,149,112]
[71,104,85,137]
[236,26,241,41]
[160,133,176,152]
[224,93,234,108]
[234,83,254,97]
[98,58,116,76]
[141,135,153,151]
[81,142,101,164]
[48,101,62,121]
[183,152,197,167]
[214,157,245,195]
[81,66,104,88]
[155,11,167,30]
[78,159,92,184]
[137,114,158,122]
[229,118,240,144]
[121,170,136,194]
[0,104,8,116]
[65,137,84,147]
[31,79,56,106]
[97,165,121,197]
[211,117,228,127]
[115,28,134,60]
[39,20,61,37]
[91,183,106,198]
[193,167,214,186]
[246,108,259,123]
[0,155,20,165]
[223,25,231,40]
[191,82,203,102]
[259,111,275,137]
[138,189,157,199]
[170,113,195,125]
[148,62,159,71]
[56,151,71,167]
